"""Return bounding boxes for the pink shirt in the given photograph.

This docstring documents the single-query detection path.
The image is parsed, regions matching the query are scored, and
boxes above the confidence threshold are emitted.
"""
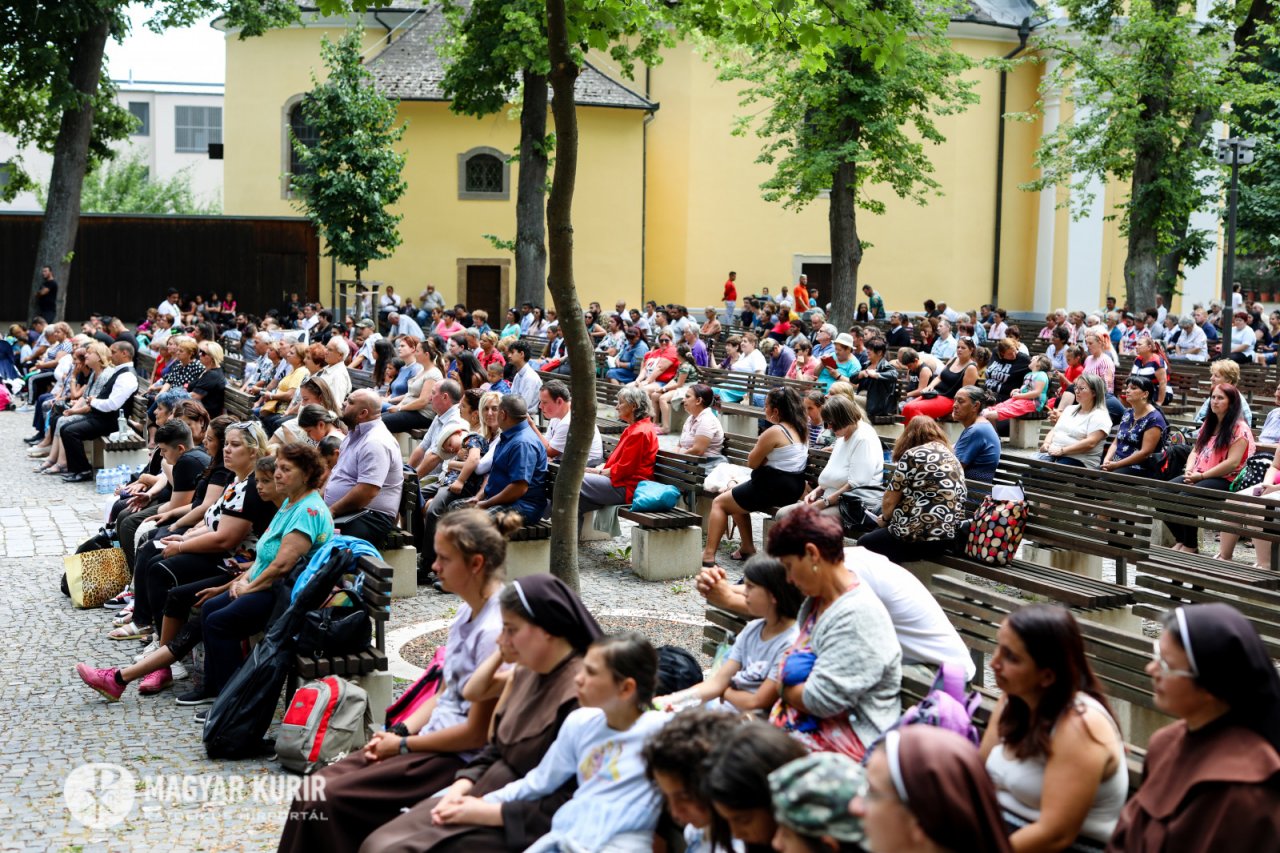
[1083,354,1115,388]
[1193,420,1255,478]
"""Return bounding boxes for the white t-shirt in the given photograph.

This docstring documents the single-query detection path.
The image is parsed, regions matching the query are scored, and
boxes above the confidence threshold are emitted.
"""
[547,412,604,463]
[157,300,181,319]
[726,618,798,692]
[1046,405,1113,468]
[846,546,976,680]
[817,420,884,507]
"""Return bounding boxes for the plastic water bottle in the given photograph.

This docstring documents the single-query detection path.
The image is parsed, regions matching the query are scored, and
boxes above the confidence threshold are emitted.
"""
[95,470,107,494]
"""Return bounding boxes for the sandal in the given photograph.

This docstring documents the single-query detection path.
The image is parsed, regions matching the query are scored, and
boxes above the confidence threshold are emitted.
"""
[729,549,756,561]
[40,464,67,475]
[107,622,151,641]
[112,609,134,627]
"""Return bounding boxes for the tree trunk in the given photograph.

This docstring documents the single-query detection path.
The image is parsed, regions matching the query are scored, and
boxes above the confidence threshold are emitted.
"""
[29,15,111,323]
[828,133,861,331]
[515,70,549,311]
[543,0,590,590]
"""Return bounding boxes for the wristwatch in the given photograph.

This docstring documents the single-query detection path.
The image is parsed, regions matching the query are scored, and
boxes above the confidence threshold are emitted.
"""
[399,736,410,755]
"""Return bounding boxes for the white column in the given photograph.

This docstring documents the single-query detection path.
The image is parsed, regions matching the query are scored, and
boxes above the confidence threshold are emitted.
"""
[1181,121,1224,308]
[1032,68,1060,314]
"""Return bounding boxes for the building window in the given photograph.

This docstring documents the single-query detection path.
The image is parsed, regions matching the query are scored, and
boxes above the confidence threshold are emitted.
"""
[175,105,222,153]
[0,162,10,189]
[289,100,319,179]
[457,147,510,201]
[128,102,150,136]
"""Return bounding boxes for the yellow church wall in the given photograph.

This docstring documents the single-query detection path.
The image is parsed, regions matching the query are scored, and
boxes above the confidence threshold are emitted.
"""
[644,35,1046,315]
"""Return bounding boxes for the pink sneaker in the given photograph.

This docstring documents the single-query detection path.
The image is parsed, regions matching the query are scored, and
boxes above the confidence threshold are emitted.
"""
[76,664,126,702]
[137,667,173,696]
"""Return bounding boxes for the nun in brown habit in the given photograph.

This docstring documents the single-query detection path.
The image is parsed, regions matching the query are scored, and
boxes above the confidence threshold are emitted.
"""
[359,574,602,853]
[856,726,1012,853]
[1107,603,1280,852]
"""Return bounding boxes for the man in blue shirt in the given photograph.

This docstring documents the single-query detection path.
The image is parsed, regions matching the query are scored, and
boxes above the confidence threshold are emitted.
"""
[476,395,547,524]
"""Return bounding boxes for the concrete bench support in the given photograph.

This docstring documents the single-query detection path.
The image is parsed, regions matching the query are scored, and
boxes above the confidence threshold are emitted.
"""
[720,411,758,438]
[506,538,551,579]
[396,433,416,460]
[1008,418,1043,450]
[668,398,690,435]
[354,671,393,725]
[631,525,702,581]
[91,442,152,472]
[383,546,418,599]
[1021,543,1105,581]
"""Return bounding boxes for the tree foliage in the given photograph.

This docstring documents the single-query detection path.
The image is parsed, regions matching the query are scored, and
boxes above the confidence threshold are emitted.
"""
[35,150,221,215]
[1235,43,1280,259]
[1018,0,1277,310]
[290,25,408,281]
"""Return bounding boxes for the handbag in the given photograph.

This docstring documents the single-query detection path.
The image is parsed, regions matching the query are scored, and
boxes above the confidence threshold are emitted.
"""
[1230,452,1274,493]
[295,607,372,658]
[63,547,130,608]
[965,489,1028,566]
[836,494,876,536]
[631,480,679,512]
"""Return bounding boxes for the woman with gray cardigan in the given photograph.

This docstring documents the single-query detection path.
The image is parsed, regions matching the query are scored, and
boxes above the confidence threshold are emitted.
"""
[764,505,901,759]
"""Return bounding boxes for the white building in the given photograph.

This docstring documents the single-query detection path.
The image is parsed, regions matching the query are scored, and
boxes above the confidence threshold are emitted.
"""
[0,79,224,212]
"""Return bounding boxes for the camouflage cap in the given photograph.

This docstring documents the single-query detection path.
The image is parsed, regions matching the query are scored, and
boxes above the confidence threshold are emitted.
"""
[768,752,866,844]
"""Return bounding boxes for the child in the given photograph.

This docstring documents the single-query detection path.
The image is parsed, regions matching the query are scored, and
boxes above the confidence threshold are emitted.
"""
[480,632,670,852]
[642,710,743,853]
[437,425,487,500]
[483,361,511,394]
[655,556,800,713]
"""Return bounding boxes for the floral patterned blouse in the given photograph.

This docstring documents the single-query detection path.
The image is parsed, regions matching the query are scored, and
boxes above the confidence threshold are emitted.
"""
[888,440,967,542]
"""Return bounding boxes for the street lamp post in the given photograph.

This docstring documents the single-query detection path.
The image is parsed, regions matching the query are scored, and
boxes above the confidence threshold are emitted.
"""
[1217,136,1255,343]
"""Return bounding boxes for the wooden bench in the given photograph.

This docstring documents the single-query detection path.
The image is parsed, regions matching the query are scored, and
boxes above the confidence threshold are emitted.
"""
[613,445,706,580]
[222,356,245,382]
[291,553,393,721]
[223,387,255,421]
[1132,557,1280,658]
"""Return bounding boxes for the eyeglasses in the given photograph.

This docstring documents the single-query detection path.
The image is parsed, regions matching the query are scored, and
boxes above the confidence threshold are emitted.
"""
[853,776,891,804]
[1151,639,1197,679]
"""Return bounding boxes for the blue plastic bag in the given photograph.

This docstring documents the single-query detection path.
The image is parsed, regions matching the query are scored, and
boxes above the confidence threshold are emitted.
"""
[630,481,679,512]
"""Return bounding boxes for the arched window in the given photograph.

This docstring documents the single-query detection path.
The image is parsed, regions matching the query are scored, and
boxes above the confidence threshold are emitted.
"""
[289,99,319,179]
[457,147,510,200]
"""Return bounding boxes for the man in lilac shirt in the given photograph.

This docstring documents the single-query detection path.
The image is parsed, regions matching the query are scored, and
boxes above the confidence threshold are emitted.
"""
[682,326,709,368]
[324,389,404,549]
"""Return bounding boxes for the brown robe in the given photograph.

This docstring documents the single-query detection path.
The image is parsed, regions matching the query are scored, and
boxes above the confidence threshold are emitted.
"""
[1107,719,1280,852]
[359,652,584,853]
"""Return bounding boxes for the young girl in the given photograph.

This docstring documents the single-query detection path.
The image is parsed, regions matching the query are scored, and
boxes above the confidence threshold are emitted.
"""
[984,354,1051,422]
[480,632,670,853]
[655,557,800,713]
[643,710,743,853]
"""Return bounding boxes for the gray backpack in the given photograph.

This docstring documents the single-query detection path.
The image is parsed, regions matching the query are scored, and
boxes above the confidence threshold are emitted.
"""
[275,676,371,774]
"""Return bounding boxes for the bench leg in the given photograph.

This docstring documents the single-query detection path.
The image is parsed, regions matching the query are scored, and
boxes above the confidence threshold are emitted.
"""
[721,412,758,438]
[631,526,702,581]
[506,538,551,579]
[1021,544,1104,581]
[396,433,415,461]
[872,422,903,442]
[354,671,393,730]
[383,546,419,599]
[1007,418,1041,450]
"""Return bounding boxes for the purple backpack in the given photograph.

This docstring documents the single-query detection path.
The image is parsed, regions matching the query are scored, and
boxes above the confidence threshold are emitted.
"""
[868,662,982,758]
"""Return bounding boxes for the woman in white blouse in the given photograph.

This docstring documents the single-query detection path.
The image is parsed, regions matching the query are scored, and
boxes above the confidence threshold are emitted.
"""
[1038,372,1113,469]
[777,395,884,520]
[677,384,724,461]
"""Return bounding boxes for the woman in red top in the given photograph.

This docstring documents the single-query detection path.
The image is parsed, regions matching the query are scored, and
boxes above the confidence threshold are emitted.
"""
[476,332,505,372]
[635,332,679,395]
[576,386,658,523]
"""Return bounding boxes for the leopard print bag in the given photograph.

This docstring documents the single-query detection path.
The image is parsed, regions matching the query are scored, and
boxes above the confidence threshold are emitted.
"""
[64,547,129,609]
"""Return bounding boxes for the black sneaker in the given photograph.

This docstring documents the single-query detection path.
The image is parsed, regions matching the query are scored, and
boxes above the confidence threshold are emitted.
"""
[194,709,210,725]
[103,591,133,610]
[22,434,43,445]
[175,689,215,706]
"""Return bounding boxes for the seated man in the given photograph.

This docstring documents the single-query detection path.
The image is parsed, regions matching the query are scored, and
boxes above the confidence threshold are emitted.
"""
[534,380,603,466]
[696,546,975,681]
[322,389,404,550]
[473,394,547,524]
[407,380,465,481]
[61,341,140,483]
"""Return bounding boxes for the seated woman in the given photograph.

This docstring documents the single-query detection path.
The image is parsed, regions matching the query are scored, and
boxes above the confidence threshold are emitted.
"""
[643,710,742,853]
[700,387,809,565]
[475,633,669,853]
[855,726,1013,853]
[777,395,884,522]
[1166,383,1254,554]
[1109,604,1280,851]
[632,330,680,397]
[31,342,109,474]
[858,417,966,564]
[195,443,334,711]
[255,342,310,425]
[715,332,766,403]
[676,383,724,463]
[578,386,659,522]
[983,339,1032,405]
[1128,336,1169,406]
[980,604,1127,852]
[384,339,445,433]
[896,347,943,401]
[1101,377,1167,478]
[766,506,901,759]
[952,385,1001,483]
[1037,373,1112,468]
[382,337,423,406]
[1046,325,1072,372]
[983,354,1051,422]
[1193,359,1254,427]
[356,573,603,853]
[262,346,327,435]
[701,306,722,339]
[901,335,979,425]
[654,343,700,434]
[704,719,808,850]
[769,752,869,853]
[1049,345,1085,412]
[281,507,518,850]
[858,337,901,419]
[786,336,820,382]
[190,341,227,418]
[655,556,800,713]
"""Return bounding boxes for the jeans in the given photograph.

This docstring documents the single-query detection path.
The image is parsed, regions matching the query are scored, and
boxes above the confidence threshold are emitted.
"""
[200,588,277,696]
[336,509,396,551]
[62,413,116,474]
[1036,454,1086,467]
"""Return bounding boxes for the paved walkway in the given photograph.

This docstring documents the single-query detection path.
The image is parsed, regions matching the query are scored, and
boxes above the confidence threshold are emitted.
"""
[0,409,709,850]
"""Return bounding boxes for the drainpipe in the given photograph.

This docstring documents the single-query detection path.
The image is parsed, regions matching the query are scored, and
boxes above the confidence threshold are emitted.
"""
[992,17,1032,308]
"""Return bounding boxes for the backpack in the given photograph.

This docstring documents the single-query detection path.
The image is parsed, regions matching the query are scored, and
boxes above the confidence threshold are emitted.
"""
[385,646,445,728]
[867,662,982,759]
[275,676,372,774]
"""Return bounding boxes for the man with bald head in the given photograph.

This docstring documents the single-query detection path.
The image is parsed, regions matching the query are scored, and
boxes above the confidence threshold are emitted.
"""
[323,388,403,549]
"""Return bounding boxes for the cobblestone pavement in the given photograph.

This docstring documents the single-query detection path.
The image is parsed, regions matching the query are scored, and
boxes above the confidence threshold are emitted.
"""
[0,410,713,851]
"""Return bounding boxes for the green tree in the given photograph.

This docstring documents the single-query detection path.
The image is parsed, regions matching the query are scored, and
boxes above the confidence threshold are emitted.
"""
[716,0,976,329]
[290,25,408,286]
[440,0,551,312]
[1235,45,1280,260]
[36,151,221,214]
[1021,0,1276,312]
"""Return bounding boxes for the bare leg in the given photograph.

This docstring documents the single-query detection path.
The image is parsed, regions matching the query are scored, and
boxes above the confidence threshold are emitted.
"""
[731,509,754,555]
[158,615,184,648]
[702,492,734,563]
[1217,531,1240,560]
[1255,538,1272,569]
[119,645,178,683]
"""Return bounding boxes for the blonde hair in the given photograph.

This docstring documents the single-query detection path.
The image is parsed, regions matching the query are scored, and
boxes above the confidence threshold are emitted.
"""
[479,390,503,442]
[200,341,225,367]
[1210,358,1240,385]
[174,336,198,357]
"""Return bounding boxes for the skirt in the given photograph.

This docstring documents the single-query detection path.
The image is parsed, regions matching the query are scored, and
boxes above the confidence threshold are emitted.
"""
[730,465,807,513]
[988,397,1039,421]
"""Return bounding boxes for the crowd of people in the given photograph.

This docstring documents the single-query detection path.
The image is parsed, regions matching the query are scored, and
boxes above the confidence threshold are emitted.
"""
[4,279,1279,852]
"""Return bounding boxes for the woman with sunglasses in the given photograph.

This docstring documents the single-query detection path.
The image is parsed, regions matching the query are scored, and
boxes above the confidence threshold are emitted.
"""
[1109,604,1280,851]
[189,341,227,418]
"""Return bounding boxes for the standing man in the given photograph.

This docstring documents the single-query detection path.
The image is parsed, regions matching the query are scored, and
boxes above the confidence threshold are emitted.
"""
[862,284,886,321]
[157,288,182,321]
[420,284,445,314]
[35,265,58,322]
[61,342,139,482]
[793,275,809,316]
[323,389,404,550]
[723,271,738,326]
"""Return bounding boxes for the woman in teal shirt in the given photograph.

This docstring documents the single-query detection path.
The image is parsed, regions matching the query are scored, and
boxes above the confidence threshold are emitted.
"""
[193,442,334,708]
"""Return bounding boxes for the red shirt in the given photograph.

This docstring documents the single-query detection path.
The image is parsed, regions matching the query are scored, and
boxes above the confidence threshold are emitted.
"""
[478,348,505,371]
[724,280,737,301]
[793,284,809,310]
[606,418,659,499]
[643,345,680,384]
